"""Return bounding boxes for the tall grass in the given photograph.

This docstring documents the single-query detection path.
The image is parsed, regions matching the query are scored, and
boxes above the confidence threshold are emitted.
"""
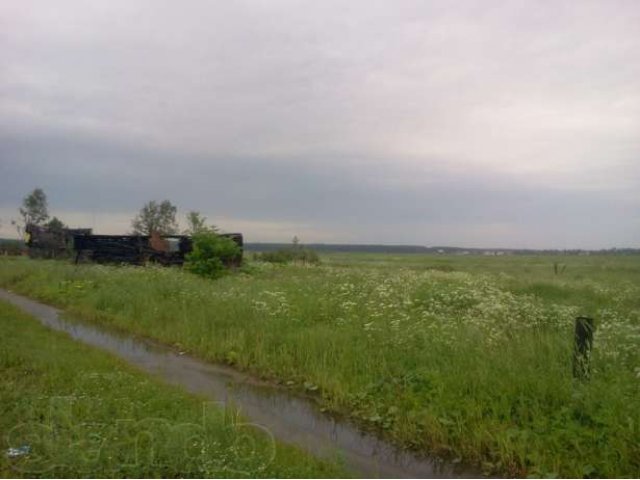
[1,255,639,477]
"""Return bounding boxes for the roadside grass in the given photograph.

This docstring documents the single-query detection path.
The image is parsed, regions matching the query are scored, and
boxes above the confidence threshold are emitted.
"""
[0,300,348,478]
[1,255,639,477]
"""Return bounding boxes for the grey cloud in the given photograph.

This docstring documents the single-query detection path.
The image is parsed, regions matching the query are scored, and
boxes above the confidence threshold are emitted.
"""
[1,124,636,247]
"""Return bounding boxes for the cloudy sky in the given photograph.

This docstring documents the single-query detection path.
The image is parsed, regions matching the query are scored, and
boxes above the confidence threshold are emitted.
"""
[1,0,638,248]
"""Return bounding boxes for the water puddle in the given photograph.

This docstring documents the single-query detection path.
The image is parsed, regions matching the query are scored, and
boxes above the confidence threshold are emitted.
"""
[1,289,478,478]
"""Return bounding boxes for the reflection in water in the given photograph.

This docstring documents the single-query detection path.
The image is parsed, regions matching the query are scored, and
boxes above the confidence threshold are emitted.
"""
[1,289,477,479]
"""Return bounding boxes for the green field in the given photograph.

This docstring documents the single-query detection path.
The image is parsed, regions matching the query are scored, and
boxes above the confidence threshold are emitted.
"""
[1,254,639,477]
[0,300,347,478]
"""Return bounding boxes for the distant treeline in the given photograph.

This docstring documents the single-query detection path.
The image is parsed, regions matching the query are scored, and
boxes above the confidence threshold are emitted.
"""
[245,243,640,255]
[0,239,25,255]
[246,243,430,254]
[3,238,639,257]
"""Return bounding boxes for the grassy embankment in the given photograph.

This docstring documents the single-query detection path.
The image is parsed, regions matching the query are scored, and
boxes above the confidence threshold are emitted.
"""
[0,300,347,478]
[1,255,639,477]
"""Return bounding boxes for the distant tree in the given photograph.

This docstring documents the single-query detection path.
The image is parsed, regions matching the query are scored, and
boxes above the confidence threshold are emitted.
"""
[10,219,22,237]
[131,200,178,235]
[184,211,217,235]
[46,216,66,233]
[254,236,320,265]
[20,188,49,226]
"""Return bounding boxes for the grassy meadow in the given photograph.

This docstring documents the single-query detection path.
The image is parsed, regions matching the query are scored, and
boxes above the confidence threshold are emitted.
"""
[1,253,639,477]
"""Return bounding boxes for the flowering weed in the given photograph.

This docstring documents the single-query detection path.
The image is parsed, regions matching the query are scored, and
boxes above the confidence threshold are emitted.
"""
[1,254,639,477]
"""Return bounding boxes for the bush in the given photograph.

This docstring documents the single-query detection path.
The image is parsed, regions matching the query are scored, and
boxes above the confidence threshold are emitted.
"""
[253,247,320,265]
[185,232,241,279]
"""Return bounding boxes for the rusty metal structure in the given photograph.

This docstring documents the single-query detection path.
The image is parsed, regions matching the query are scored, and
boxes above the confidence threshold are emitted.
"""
[72,233,192,265]
[25,224,93,259]
[25,224,242,266]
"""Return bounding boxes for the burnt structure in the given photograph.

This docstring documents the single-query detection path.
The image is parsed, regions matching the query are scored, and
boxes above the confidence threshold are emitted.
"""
[72,233,192,265]
[25,224,93,259]
[25,224,243,266]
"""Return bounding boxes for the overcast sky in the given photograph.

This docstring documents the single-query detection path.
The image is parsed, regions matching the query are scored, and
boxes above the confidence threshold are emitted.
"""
[1,0,638,248]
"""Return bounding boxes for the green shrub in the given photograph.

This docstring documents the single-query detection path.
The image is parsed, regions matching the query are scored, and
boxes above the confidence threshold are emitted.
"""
[254,247,320,265]
[185,232,241,279]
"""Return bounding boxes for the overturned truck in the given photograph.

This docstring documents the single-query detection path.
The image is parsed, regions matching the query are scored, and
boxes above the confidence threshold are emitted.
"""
[25,224,243,266]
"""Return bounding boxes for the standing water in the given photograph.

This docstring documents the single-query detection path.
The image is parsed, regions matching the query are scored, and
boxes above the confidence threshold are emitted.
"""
[0,289,477,478]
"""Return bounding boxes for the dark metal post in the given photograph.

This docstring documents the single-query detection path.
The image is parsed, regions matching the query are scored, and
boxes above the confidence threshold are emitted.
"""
[573,316,594,379]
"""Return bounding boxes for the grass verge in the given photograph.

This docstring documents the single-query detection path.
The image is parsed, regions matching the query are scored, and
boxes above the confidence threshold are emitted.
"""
[0,299,348,478]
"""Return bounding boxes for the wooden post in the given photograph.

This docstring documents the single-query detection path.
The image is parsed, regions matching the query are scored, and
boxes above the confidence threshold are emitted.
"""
[573,316,594,380]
